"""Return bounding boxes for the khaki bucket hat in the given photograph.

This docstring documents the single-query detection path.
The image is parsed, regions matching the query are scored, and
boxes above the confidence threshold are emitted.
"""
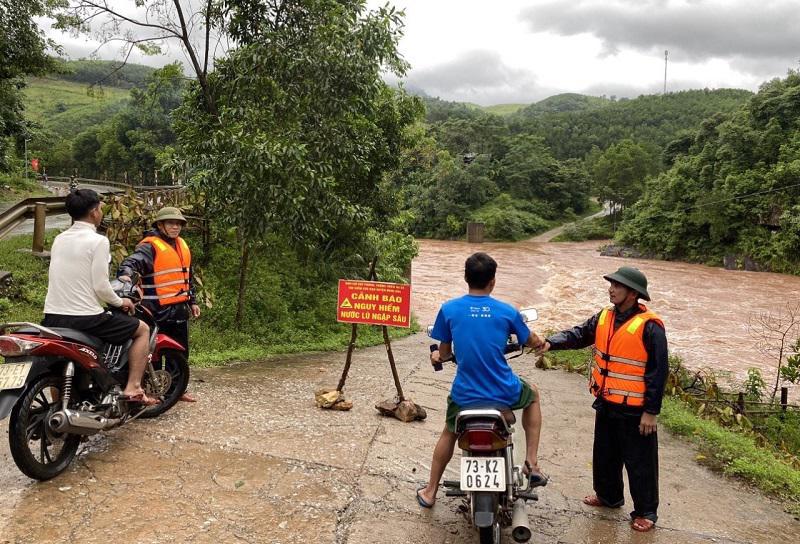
[152,206,187,227]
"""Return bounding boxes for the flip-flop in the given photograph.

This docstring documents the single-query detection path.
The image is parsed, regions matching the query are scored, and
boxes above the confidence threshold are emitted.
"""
[631,517,656,532]
[121,393,161,406]
[524,461,549,487]
[582,495,605,507]
[416,487,434,509]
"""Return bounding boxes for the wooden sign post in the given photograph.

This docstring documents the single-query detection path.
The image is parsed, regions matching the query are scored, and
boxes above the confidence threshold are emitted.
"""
[315,257,426,422]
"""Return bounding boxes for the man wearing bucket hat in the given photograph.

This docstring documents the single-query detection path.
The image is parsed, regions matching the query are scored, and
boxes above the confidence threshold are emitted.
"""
[117,206,200,402]
[532,266,668,533]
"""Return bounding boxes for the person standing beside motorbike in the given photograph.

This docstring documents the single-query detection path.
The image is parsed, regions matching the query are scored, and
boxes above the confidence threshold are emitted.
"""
[533,266,668,532]
[416,252,546,508]
[117,206,199,402]
[42,189,158,405]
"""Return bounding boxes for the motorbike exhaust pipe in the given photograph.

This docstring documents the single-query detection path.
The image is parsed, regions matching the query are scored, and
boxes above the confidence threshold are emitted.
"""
[511,499,532,543]
[49,409,119,435]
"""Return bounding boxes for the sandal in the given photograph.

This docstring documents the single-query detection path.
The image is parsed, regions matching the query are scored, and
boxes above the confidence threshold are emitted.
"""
[523,460,549,487]
[582,495,605,507]
[631,517,655,532]
[121,393,161,406]
[416,486,434,509]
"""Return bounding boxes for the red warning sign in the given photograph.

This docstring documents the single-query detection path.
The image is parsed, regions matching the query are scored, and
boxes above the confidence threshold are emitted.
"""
[337,280,411,328]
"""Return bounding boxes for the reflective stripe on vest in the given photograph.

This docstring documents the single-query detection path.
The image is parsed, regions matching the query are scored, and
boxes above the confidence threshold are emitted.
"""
[139,236,191,306]
[591,305,663,407]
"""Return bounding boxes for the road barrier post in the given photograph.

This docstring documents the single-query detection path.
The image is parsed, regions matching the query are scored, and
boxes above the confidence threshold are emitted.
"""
[466,222,484,243]
[32,202,47,254]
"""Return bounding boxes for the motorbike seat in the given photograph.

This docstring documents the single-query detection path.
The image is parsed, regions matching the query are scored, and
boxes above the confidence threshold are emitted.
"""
[459,405,516,425]
[47,328,105,351]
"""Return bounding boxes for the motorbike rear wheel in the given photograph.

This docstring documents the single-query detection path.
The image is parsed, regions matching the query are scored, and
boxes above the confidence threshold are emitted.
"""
[138,349,189,419]
[479,523,501,544]
[9,374,80,480]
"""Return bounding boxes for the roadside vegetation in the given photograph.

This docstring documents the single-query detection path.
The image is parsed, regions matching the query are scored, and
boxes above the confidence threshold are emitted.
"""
[0,230,417,367]
[541,348,800,515]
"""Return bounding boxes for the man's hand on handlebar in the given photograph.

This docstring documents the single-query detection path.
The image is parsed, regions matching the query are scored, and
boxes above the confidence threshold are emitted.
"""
[527,332,551,355]
[120,298,136,315]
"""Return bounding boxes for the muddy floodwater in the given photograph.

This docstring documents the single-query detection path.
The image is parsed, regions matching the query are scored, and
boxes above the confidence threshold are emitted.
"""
[413,238,800,399]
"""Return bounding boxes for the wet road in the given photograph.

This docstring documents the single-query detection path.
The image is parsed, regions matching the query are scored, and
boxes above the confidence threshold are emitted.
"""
[1,334,796,543]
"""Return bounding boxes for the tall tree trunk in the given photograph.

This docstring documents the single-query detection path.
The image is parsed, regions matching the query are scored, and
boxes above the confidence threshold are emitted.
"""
[235,238,250,327]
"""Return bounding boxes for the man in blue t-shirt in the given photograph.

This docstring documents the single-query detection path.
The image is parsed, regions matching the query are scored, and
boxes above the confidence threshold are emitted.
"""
[416,252,546,508]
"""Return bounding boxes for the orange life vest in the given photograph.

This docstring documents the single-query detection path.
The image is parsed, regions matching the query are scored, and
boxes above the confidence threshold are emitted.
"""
[591,304,663,407]
[139,236,191,306]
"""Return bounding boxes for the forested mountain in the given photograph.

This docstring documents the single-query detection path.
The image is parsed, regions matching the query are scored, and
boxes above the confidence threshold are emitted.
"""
[617,73,800,273]
[512,89,752,160]
[52,59,156,89]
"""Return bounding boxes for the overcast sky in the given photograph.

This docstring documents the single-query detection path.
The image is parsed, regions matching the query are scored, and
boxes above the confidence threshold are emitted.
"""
[44,0,800,106]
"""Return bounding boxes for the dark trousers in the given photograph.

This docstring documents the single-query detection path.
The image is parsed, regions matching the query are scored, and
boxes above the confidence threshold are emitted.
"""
[158,320,189,356]
[593,408,659,522]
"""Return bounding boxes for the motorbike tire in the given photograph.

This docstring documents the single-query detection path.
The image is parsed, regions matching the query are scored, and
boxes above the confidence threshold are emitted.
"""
[138,349,189,419]
[8,374,80,481]
[479,524,501,544]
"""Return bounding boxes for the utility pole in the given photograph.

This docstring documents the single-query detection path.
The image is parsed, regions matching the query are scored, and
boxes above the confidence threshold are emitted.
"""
[23,137,29,182]
[663,50,669,95]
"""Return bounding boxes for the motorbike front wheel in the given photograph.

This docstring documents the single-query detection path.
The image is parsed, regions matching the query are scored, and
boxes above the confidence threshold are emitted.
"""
[138,349,189,419]
[8,374,80,480]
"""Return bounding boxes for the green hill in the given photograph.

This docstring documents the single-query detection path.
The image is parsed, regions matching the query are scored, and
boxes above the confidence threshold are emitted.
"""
[513,89,753,159]
[23,77,130,166]
[515,93,610,118]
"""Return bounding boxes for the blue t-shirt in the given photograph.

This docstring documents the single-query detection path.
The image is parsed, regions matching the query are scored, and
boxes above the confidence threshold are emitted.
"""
[431,294,530,407]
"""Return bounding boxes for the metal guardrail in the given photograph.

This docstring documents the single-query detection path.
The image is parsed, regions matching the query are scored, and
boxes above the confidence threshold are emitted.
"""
[0,179,186,243]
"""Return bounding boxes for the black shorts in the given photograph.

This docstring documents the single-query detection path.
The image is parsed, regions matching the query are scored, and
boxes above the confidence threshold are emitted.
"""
[42,311,141,345]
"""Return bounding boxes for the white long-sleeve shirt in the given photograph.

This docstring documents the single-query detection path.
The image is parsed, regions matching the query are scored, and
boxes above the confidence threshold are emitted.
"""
[44,221,123,315]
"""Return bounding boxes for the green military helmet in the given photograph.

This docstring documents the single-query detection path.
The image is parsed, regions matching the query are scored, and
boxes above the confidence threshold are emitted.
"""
[603,266,650,301]
[152,206,187,227]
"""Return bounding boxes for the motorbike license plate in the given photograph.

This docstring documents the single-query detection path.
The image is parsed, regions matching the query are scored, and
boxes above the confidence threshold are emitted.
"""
[460,457,506,491]
[0,362,32,391]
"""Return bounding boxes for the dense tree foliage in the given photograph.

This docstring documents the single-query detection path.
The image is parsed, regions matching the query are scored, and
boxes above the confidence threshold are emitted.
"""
[0,0,62,171]
[617,72,800,273]
[174,0,419,323]
[511,89,752,162]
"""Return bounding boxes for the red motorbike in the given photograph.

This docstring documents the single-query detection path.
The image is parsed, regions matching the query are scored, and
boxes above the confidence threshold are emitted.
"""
[0,276,189,480]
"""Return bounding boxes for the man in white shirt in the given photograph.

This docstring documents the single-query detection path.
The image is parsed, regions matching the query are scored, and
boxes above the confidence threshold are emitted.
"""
[42,189,158,406]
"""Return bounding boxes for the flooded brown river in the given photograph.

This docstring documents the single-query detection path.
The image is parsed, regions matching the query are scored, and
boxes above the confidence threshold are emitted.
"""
[412,238,800,399]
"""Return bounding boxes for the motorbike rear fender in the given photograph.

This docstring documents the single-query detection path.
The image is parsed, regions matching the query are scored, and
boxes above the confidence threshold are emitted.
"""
[472,491,498,528]
[0,358,63,420]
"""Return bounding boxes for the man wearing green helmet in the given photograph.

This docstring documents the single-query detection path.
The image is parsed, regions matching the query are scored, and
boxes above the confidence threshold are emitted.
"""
[117,206,200,402]
[532,266,668,533]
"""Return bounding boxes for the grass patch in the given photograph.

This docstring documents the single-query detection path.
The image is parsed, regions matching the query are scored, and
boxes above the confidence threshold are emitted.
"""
[0,173,50,203]
[540,347,800,515]
[660,398,800,512]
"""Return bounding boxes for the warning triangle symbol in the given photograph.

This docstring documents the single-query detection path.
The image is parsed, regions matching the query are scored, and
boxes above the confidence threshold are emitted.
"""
[340,298,352,309]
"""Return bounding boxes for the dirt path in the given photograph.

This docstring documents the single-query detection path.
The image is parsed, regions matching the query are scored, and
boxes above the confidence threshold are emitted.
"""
[0,334,795,543]
[530,206,609,243]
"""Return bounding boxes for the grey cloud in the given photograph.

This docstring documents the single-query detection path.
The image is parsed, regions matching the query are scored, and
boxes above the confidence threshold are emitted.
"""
[520,1,800,63]
[405,50,556,104]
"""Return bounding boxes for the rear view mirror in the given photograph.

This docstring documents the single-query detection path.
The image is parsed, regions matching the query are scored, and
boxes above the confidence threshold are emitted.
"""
[520,307,538,323]
[426,325,434,337]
